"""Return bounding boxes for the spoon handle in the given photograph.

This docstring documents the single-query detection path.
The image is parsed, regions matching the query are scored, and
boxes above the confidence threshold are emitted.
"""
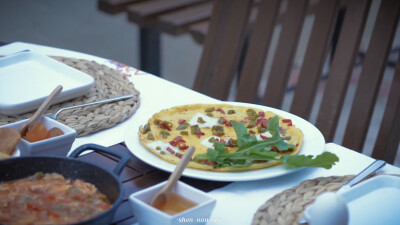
[150,147,195,206]
[337,159,386,193]
[50,94,133,119]
[20,85,63,135]
[162,147,195,194]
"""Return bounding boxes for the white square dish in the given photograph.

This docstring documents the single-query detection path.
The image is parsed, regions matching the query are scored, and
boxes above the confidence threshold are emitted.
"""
[129,180,216,225]
[340,175,400,225]
[0,51,94,115]
[305,175,400,225]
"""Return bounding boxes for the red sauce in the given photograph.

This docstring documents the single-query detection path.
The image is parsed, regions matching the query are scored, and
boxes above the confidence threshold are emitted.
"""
[0,172,111,225]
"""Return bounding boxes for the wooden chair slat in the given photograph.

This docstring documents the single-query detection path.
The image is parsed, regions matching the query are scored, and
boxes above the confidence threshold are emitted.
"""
[193,0,253,98]
[98,0,141,14]
[372,55,400,164]
[187,0,320,48]
[315,0,372,142]
[236,0,281,103]
[189,20,209,44]
[343,0,400,152]
[191,0,400,163]
[208,0,253,100]
[156,2,213,35]
[289,0,340,119]
[192,0,225,92]
[261,0,309,109]
[127,0,205,26]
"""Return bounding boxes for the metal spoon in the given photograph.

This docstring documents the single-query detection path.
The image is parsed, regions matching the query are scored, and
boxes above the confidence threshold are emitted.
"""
[150,146,195,206]
[298,159,386,224]
[48,94,134,119]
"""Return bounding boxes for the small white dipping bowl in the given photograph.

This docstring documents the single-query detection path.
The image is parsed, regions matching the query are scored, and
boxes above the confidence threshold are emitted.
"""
[129,180,216,225]
[0,116,76,157]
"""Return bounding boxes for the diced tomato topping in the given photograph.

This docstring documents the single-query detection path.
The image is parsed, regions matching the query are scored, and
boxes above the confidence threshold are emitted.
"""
[169,136,189,150]
[282,119,292,126]
[158,120,171,131]
[260,134,270,140]
[218,117,232,127]
[178,119,186,124]
[255,117,268,127]
[169,136,182,146]
[196,131,205,138]
[177,143,189,150]
[258,111,265,117]
[172,136,183,142]
[205,160,216,166]
[166,147,175,154]
[261,118,268,127]
[215,138,225,143]
[175,152,183,158]
[216,108,225,114]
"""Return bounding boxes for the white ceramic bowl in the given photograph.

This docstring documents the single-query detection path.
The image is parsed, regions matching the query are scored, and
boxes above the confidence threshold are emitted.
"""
[129,180,216,225]
[0,116,76,157]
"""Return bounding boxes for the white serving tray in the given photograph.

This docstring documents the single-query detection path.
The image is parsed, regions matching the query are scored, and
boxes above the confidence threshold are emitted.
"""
[0,51,94,115]
[340,175,400,225]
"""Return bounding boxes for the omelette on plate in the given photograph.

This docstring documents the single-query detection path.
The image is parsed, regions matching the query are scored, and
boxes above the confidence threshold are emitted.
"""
[138,104,304,172]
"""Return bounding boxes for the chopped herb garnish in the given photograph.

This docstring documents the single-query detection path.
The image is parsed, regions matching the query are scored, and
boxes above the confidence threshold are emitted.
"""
[177,121,189,130]
[147,132,155,140]
[208,137,216,143]
[257,126,267,133]
[246,109,257,116]
[197,117,206,124]
[212,125,225,136]
[191,125,200,135]
[205,107,215,112]
[160,130,170,139]
[142,124,151,134]
[227,109,236,114]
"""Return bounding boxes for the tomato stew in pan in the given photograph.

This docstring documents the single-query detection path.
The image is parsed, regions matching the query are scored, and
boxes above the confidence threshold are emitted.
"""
[0,144,129,225]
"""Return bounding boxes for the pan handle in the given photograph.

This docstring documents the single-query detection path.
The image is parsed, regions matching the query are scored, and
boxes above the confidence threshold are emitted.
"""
[69,144,130,176]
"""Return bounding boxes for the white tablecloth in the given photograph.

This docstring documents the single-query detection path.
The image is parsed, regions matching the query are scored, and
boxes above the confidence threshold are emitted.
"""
[1,42,399,225]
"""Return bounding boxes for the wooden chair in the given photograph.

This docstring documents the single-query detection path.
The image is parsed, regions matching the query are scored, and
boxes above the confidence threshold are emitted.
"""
[193,0,400,164]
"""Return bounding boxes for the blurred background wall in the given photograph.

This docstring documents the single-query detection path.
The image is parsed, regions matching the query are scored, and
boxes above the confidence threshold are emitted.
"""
[0,0,202,88]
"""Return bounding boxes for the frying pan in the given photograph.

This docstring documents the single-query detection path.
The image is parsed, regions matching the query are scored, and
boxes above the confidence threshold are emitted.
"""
[0,143,130,225]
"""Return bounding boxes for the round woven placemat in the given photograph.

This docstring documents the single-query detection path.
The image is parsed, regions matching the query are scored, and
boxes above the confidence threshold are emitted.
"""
[0,57,140,137]
[252,173,399,225]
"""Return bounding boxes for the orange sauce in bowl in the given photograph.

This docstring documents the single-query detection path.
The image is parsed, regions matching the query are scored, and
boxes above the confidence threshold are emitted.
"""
[153,193,197,215]
[23,122,64,142]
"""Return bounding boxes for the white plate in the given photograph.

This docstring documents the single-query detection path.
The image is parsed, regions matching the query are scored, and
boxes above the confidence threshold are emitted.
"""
[340,175,400,225]
[125,102,325,181]
[0,51,94,115]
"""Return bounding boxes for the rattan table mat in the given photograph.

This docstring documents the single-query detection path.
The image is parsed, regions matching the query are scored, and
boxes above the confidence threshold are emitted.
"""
[0,57,140,137]
[252,173,399,225]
